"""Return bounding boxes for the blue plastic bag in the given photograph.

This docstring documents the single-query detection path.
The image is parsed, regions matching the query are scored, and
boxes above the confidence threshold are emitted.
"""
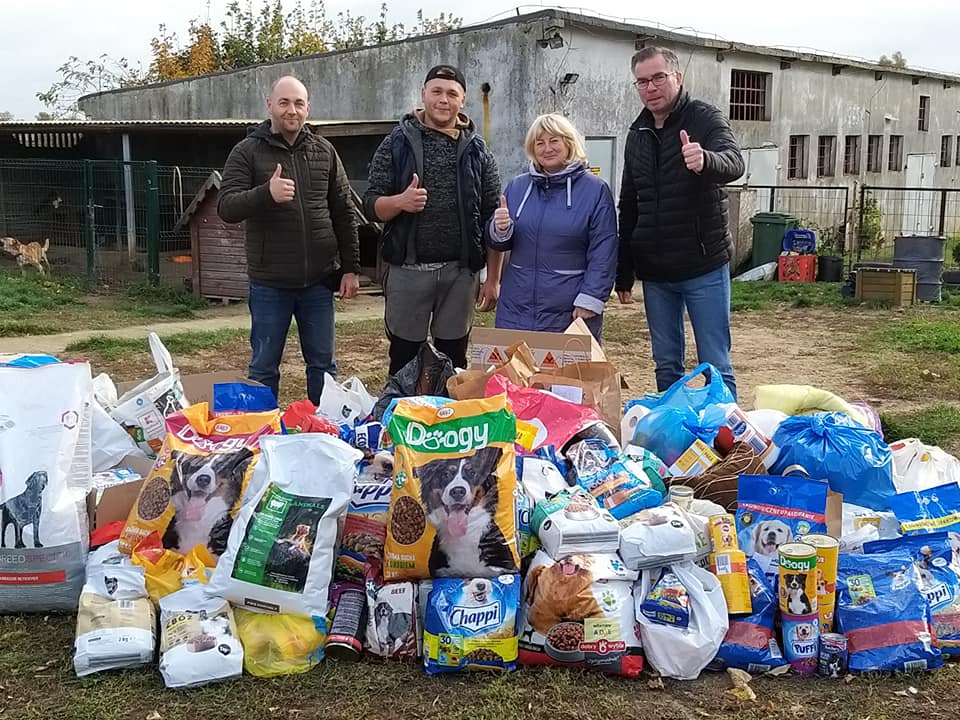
[631,405,720,466]
[634,363,735,413]
[566,437,666,520]
[212,382,278,413]
[710,558,788,673]
[837,550,943,674]
[864,533,960,658]
[771,412,895,511]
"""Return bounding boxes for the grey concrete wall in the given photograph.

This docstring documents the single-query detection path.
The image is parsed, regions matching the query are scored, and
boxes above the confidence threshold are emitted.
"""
[79,14,960,200]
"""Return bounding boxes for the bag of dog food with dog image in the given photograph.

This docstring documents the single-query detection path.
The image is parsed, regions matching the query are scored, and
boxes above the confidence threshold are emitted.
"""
[108,332,189,458]
[335,475,393,581]
[709,558,788,674]
[207,433,358,620]
[423,574,520,674]
[384,395,520,581]
[836,549,943,674]
[74,541,156,677]
[0,361,93,613]
[518,551,643,677]
[118,403,282,559]
[735,473,829,579]
[863,533,960,658]
[364,558,418,659]
[889,482,960,537]
[159,584,243,688]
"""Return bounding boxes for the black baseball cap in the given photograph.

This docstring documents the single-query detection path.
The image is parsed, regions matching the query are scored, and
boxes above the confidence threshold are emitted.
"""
[424,64,466,91]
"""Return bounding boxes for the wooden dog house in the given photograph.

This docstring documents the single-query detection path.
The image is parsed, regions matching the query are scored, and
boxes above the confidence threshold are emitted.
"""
[176,171,382,301]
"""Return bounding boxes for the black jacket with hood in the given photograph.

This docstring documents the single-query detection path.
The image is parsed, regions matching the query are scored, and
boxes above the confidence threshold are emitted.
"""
[363,111,500,272]
[218,120,359,289]
[616,91,745,287]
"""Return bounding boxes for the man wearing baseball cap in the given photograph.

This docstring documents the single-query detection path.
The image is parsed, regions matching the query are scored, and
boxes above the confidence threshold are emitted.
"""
[364,64,503,375]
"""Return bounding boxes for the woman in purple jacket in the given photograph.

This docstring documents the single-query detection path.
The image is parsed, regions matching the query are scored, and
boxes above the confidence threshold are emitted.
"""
[489,114,617,341]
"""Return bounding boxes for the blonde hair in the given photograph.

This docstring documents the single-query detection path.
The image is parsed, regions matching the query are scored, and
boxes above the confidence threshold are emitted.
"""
[524,113,588,168]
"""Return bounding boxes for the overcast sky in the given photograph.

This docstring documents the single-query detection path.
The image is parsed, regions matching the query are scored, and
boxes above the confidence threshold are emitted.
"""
[2,1,959,119]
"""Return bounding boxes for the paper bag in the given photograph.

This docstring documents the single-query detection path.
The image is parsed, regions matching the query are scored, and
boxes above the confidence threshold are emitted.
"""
[529,361,622,431]
[447,341,539,400]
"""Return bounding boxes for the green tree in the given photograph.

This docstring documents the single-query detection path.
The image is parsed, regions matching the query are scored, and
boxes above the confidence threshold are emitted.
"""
[878,51,907,68]
[37,54,147,117]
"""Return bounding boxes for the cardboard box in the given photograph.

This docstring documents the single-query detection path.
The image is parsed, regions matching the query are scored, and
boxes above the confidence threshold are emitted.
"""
[469,319,605,371]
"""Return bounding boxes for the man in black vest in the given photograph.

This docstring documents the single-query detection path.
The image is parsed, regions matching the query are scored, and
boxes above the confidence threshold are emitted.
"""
[218,75,359,405]
[616,47,745,399]
[364,64,503,375]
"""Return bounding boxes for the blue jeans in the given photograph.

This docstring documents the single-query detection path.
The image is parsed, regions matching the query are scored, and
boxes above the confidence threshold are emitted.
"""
[248,282,336,405]
[641,264,737,400]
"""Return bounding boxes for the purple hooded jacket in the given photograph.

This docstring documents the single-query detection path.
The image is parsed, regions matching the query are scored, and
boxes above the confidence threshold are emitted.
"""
[487,160,617,341]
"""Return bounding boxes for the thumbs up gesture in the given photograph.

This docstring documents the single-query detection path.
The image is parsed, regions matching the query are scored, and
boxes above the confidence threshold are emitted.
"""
[269,163,296,203]
[680,130,704,174]
[494,194,512,233]
[399,173,428,213]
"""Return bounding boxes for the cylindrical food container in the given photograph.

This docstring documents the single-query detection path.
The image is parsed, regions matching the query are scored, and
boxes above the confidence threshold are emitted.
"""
[778,542,818,616]
[708,514,739,552]
[782,612,821,676]
[818,632,848,678]
[669,485,695,510]
[710,549,752,614]
[325,582,367,661]
[800,533,840,634]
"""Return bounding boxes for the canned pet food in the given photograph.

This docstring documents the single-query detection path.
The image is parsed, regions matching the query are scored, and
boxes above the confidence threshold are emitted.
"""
[781,613,820,676]
[778,543,818,617]
[710,550,752,614]
[709,514,739,552]
[325,583,367,661]
[818,632,848,678]
[800,533,839,634]
[669,485,695,510]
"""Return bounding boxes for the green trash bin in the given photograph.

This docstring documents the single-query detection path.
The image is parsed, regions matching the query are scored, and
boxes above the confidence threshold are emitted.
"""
[749,212,799,268]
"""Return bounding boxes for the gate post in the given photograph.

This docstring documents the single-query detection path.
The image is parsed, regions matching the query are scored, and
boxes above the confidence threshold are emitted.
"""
[82,160,96,285]
[145,161,160,286]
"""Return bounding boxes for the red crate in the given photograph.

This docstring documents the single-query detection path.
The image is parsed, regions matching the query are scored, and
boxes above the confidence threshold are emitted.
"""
[778,255,817,282]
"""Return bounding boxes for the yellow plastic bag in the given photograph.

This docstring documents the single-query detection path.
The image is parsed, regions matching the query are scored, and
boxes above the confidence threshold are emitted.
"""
[131,534,214,604]
[234,609,326,677]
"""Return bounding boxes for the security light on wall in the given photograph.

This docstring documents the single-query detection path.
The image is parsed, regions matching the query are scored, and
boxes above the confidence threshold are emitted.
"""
[538,27,564,49]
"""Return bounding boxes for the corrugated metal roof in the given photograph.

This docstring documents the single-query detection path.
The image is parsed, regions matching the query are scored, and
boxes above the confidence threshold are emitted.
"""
[0,118,396,133]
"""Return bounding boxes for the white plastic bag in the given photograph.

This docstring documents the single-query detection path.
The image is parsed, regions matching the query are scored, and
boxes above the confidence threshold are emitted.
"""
[889,438,960,494]
[316,373,376,425]
[635,562,729,680]
[206,434,359,621]
[109,333,188,457]
[619,504,699,570]
[91,402,145,472]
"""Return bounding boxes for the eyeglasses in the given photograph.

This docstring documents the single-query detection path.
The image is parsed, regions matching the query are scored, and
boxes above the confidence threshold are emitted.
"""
[632,72,675,89]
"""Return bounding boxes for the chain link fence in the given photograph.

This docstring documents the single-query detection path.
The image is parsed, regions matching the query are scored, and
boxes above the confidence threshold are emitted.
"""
[0,158,220,288]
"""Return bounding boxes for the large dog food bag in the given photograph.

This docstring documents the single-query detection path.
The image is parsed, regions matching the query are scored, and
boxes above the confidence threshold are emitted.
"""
[518,551,643,677]
[0,361,93,613]
[383,395,520,581]
[74,542,155,677]
[206,434,359,622]
[159,584,243,688]
[118,403,282,559]
[423,575,521,674]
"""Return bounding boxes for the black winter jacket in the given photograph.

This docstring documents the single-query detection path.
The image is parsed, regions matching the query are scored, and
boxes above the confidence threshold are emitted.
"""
[218,120,360,289]
[616,91,745,287]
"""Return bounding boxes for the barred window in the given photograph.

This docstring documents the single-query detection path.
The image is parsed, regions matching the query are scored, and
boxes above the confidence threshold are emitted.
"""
[729,70,771,121]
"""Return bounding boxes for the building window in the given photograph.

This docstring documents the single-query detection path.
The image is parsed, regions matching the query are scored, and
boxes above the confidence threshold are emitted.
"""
[788,135,809,179]
[942,136,954,167]
[888,135,904,171]
[867,135,884,173]
[919,95,930,131]
[729,70,771,121]
[843,135,861,175]
[817,136,837,177]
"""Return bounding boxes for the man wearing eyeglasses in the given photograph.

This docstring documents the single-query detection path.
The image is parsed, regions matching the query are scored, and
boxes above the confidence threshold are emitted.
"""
[615,46,744,399]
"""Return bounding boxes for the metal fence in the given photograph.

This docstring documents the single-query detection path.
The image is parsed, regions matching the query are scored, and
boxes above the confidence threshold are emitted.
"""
[0,158,220,287]
[856,185,960,265]
[729,184,852,266]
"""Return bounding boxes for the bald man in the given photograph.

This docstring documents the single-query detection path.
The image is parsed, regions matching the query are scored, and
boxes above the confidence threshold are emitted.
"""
[218,76,360,405]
